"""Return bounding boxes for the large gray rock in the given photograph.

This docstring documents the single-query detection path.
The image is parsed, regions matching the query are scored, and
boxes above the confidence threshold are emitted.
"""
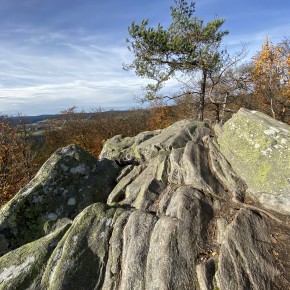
[0,144,120,256]
[217,108,290,214]
[216,209,280,290]
[0,114,289,290]
[0,223,70,290]
[100,119,212,163]
[40,203,119,290]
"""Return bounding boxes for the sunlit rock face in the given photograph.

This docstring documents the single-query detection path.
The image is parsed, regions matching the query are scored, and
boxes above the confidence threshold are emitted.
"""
[217,108,290,214]
[0,110,289,290]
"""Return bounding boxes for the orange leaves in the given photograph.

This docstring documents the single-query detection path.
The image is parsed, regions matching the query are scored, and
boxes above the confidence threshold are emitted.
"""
[147,105,174,130]
[0,117,37,206]
[252,38,279,92]
[0,120,19,206]
[43,108,152,161]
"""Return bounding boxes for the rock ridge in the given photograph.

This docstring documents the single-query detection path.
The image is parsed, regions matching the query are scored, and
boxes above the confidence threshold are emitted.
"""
[0,110,289,290]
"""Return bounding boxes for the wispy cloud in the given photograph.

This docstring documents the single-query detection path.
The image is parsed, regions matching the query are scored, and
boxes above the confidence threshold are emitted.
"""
[224,22,290,59]
[0,25,149,115]
[0,77,148,115]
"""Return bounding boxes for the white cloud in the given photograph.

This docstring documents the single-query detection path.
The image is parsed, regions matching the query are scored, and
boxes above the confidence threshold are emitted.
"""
[0,27,151,115]
[224,22,290,61]
[0,23,185,116]
[0,76,149,115]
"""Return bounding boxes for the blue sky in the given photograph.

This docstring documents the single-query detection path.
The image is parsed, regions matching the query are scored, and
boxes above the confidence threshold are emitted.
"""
[0,0,289,116]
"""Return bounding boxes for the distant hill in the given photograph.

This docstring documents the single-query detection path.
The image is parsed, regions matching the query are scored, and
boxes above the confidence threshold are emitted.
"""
[10,109,137,125]
[10,114,60,125]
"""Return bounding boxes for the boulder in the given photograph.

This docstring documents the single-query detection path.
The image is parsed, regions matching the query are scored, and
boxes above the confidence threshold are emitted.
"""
[0,223,70,289]
[100,119,212,163]
[0,144,120,256]
[217,108,290,214]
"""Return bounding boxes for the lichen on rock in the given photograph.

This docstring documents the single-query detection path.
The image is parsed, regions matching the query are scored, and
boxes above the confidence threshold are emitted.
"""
[0,223,70,289]
[0,144,120,256]
[217,108,290,214]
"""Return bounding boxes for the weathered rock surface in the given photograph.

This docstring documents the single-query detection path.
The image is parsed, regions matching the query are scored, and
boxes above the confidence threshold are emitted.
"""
[0,144,120,256]
[0,111,289,290]
[217,108,290,214]
[216,209,280,290]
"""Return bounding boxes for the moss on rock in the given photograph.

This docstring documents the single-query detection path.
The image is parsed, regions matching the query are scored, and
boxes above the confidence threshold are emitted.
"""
[0,144,120,256]
[217,108,290,214]
[0,223,70,289]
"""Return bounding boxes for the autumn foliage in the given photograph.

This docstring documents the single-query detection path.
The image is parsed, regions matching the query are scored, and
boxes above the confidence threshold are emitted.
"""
[147,105,174,130]
[0,118,36,206]
[251,37,290,121]
[41,107,151,160]
[0,121,17,205]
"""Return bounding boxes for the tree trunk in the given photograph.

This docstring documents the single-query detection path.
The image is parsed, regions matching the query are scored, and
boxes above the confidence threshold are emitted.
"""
[270,97,276,119]
[280,100,289,123]
[198,71,207,121]
[220,93,229,124]
[215,103,221,123]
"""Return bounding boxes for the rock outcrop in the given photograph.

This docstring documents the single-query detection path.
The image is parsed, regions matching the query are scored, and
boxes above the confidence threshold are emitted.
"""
[217,108,290,215]
[0,109,289,290]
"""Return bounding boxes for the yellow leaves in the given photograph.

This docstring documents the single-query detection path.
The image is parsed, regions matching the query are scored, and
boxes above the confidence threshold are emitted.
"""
[251,37,290,120]
[252,40,277,83]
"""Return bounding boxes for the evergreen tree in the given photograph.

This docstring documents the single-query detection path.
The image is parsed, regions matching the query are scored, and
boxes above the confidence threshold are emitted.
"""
[125,0,228,120]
